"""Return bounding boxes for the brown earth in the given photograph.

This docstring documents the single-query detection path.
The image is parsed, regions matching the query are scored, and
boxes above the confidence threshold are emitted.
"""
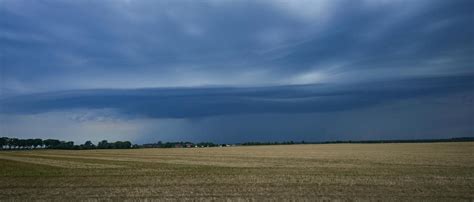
[1,142,473,201]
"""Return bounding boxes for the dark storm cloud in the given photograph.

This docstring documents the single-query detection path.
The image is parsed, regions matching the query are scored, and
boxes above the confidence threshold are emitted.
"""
[1,0,473,93]
[2,74,472,118]
[261,1,474,80]
[1,0,301,90]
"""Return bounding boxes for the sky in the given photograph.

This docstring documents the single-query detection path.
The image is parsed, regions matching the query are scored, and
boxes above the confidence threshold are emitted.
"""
[0,0,473,144]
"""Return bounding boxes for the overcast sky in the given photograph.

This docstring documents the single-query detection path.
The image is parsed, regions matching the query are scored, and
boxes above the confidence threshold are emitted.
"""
[1,0,473,143]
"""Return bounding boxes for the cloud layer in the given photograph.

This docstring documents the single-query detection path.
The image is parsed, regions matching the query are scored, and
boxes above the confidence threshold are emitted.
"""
[1,75,473,118]
[2,0,472,94]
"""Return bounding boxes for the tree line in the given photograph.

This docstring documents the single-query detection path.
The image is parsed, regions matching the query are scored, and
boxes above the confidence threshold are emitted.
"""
[0,137,137,150]
[142,141,221,148]
[2,136,472,150]
[239,137,474,146]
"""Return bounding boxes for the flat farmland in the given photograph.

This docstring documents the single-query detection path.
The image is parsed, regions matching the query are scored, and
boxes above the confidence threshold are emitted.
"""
[1,143,473,201]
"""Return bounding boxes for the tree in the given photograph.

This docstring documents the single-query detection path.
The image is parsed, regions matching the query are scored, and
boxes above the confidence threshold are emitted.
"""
[33,139,43,148]
[26,139,35,149]
[65,141,74,149]
[8,138,19,149]
[83,140,95,149]
[98,140,109,149]
[114,141,131,149]
[122,141,132,149]
[57,141,74,149]
[18,139,28,149]
[44,139,61,149]
[0,137,8,149]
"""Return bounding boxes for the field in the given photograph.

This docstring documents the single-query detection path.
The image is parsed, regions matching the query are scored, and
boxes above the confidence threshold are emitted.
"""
[1,143,473,201]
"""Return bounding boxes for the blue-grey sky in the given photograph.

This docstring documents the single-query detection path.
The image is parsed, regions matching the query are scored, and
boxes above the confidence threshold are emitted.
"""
[0,0,473,143]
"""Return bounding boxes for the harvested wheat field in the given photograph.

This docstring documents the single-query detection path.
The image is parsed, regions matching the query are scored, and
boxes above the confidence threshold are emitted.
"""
[1,142,473,201]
